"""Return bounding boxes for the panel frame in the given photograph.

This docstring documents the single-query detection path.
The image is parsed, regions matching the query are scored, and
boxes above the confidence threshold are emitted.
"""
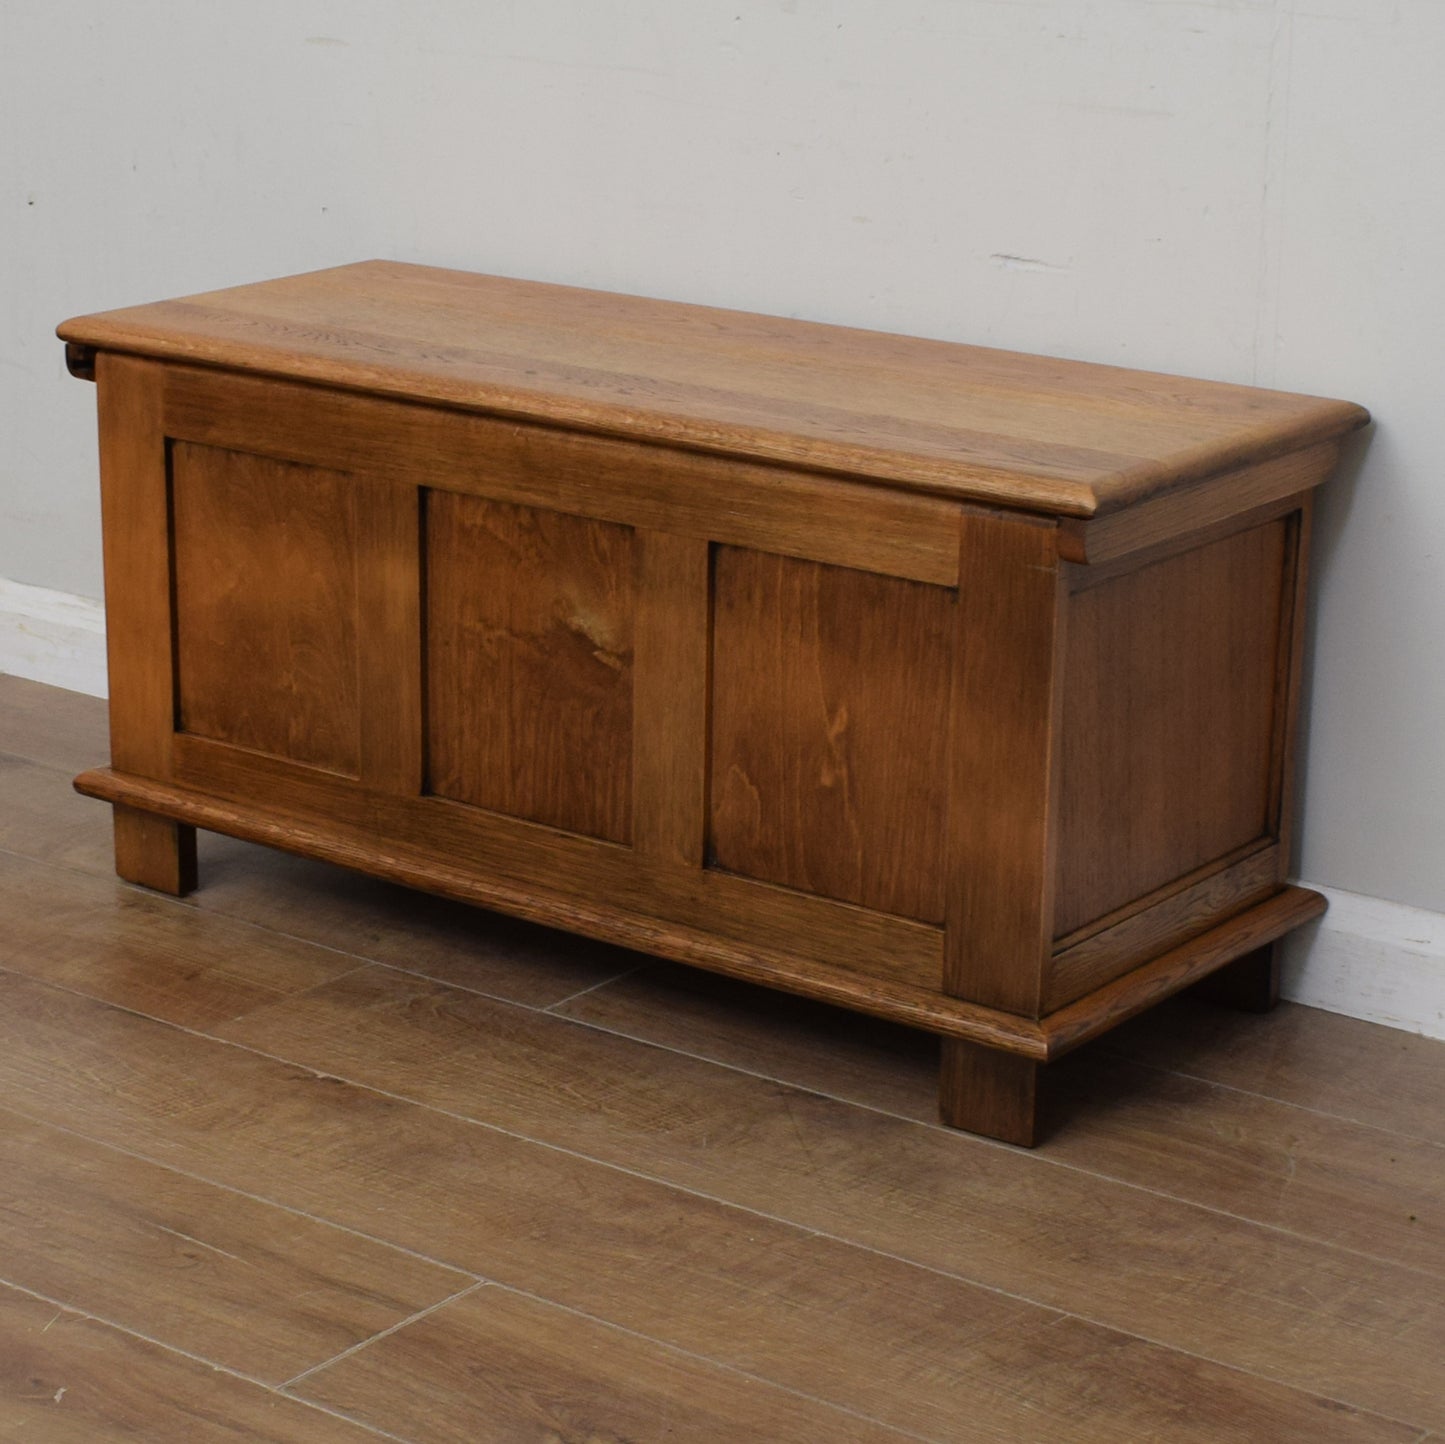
[162,735,944,990]
[160,363,962,587]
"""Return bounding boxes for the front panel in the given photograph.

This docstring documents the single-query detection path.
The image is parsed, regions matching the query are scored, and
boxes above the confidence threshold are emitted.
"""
[708,548,954,922]
[425,492,636,844]
[171,442,363,777]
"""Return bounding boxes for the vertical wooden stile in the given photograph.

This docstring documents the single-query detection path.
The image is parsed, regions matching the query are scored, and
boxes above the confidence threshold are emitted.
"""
[1268,499,1315,876]
[95,355,196,892]
[632,531,712,868]
[944,508,1068,1017]
[359,480,424,797]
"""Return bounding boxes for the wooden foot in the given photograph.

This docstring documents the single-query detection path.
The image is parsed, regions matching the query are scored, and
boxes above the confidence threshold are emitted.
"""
[1188,941,1281,1013]
[939,1039,1041,1146]
[113,804,198,896]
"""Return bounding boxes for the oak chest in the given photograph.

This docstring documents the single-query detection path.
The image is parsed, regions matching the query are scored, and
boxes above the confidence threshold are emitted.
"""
[59,262,1368,1144]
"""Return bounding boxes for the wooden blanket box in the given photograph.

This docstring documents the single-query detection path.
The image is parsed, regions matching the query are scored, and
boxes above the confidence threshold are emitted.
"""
[58,261,1368,1144]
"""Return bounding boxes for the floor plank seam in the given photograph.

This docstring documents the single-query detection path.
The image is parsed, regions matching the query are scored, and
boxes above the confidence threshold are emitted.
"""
[3,761,1435,1143]
[0,990,1436,1428]
[0,829,650,1022]
[479,1003,1445,1284]
[214,961,384,1032]
[6,955,1440,1326]
[481,1280,944,1444]
[0,1274,418,1443]
[539,960,649,1012]
[1096,1042,1445,1149]
[0,1099,490,1280]
[181,1035,1445,1430]
[62,993,1433,1428]
[0,834,441,979]
[279,1279,491,1393]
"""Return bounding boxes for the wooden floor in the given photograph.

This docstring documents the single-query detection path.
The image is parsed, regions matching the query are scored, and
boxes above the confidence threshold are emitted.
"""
[0,675,1441,1443]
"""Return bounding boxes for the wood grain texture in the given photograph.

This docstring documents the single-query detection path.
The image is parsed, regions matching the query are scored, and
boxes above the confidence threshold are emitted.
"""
[0,848,359,1031]
[1270,502,1313,869]
[1054,518,1288,938]
[1106,995,1445,1147]
[0,753,117,876]
[71,766,1325,1058]
[196,962,1445,1430]
[4,670,1440,1444]
[164,363,962,586]
[1047,843,1280,1010]
[0,1109,470,1384]
[632,531,711,866]
[112,803,197,896]
[68,278,1358,1144]
[426,492,634,843]
[0,1282,388,1443]
[557,962,1445,1279]
[119,751,948,993]
[75,763,961,1029]
[557,963,940,1121]
[59,260,1369,515]
[172,441,363,776]
[0,961,1423,1442]
[938,1039,1039,1145]
[0,748,638,1010]
[0,673,109,772]
[297,1285,911,1443]
[1041,887,1326,1059]
[710,548,954,921]
[94,354,172,788]
[944,509,1066,1016]
[1057,444,1337,564]
[356,479,423,796]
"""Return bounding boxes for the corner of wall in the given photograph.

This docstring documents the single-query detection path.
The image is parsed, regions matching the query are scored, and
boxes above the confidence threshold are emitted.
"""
[1282,885,1445,1042]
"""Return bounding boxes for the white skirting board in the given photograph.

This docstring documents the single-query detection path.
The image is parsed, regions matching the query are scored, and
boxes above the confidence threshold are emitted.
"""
[1280,886,1445,1041]
[2,576,1442,1042]
[0,576,108,698]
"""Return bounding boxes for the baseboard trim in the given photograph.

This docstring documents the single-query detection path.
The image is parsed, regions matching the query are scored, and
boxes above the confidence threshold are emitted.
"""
[3,577,1442,1041]
[0,576,108,698]
[1281,884,1445,1040]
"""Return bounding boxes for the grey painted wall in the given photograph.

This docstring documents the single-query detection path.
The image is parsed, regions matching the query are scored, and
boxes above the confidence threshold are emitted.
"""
[4,0,1442,911]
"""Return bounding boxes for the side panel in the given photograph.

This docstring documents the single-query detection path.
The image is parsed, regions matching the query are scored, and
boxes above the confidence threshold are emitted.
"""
[1054,518,1288,941]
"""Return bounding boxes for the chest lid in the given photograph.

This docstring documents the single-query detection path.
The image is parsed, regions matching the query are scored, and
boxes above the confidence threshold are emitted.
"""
[59,260,1367,519]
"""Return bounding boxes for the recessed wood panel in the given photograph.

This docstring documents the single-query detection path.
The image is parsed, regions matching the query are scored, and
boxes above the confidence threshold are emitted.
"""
[709,549,953,921]
[171,441,361,775]
[426,493,634,843]
[1054,519,1289,938]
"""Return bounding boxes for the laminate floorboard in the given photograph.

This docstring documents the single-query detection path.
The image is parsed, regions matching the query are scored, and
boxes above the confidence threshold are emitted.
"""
[3,677,1441,1442]
[0,849,359,1031]
[556,963,1445,1275]
[0,970,1417,1442]
[0,749,635,1012]
[1105,994,1445,1146]
[0,1280,395,1443]
[211,965,1445,1427]
[294,1284,914,1444]
[0,1108,470,1383]
[0,675,108,773]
